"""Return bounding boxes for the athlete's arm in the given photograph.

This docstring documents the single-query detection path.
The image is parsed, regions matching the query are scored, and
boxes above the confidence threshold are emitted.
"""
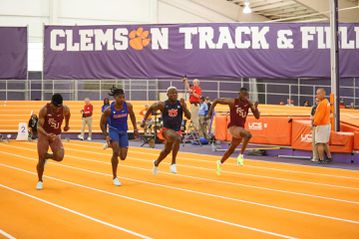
[207,98,234,119]
[127,102,138,138]
[37,106,50,138]
[63,105,71,132]
[249,101,260,119]
[180,98,191,119]
[141,102,164,127]
[100,107,111,137]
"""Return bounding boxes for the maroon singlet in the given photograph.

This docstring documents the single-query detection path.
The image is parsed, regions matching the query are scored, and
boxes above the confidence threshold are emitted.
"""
[43,103,64,135]
[227,98,250,128]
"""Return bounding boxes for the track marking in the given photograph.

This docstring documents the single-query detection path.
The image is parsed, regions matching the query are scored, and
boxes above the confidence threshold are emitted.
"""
[0,184,151,239]
[2,162,359,225]
[0,165,296,239]
[0,229,16,239]
[0,147,358,205]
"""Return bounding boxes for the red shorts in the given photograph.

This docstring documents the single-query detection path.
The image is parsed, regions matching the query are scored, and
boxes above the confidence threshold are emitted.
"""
[37,133,64,157]
[157,128,182,141]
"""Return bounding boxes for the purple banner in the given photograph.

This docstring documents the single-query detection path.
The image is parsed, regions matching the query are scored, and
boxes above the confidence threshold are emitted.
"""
[0,27,27,79]
[44,23,359,79]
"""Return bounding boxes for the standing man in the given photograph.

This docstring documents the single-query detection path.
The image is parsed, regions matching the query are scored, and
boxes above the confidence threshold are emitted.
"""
[310,98,319,162]
[141,87,191,175]
[100,87,138,186]
[183,77,202,131]
[207,88,260,175]
[198,97,209,139]
[313,88,332,163]
[36,93,71,189]
[78,97,93,141]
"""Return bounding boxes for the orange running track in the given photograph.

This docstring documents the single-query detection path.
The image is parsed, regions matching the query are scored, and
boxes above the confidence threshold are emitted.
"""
[0,141,359,239]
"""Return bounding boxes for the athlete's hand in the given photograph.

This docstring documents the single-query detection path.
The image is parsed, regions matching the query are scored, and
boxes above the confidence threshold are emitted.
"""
[180,98,186,108]
[105,135,111,145]
[140,120,146,128]
[63,125,70,132]
[133,129,139,139]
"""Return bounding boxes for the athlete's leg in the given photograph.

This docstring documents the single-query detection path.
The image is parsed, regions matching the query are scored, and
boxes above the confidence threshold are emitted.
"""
[238,128,252,154]
[36,134,50,182]
[220,137,242,164]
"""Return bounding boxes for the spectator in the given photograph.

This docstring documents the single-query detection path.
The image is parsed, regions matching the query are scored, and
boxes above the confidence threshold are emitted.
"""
[339,99,346,109]
[198,97,209,139]
[28,113,38,139]
[78,97,93,141]
[205,97,211,116]
[286,99,294,107]
[183,77,202,131]
[349,102,355,109]
[102,98,110,113]
[310,98,319,162]
[313,88,332,163]
[303,100,310,107]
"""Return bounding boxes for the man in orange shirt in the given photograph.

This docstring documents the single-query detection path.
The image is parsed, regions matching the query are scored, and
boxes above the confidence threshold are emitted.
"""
[313,88,332,163]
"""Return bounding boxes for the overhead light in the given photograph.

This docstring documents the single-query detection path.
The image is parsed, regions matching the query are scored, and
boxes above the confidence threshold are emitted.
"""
[243,1,252,14]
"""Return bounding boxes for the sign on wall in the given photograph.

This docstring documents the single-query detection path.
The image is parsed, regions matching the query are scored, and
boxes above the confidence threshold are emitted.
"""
[44,23,359,79]
[0,27,27,79]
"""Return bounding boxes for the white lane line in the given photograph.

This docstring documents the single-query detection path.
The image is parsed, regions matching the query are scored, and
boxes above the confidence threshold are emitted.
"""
[2,162,359,225]
[62,144,359,190]
[0,166,296,239]
[0,147,358,205]
[0,229,16,239]
[0,184,151,239]
[29,141,359,180]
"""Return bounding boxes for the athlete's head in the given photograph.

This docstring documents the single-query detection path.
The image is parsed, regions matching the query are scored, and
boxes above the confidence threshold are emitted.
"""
[239,87,249,100]
[167,86,178,101]
[109,86,125,104]
[51,93,63,108]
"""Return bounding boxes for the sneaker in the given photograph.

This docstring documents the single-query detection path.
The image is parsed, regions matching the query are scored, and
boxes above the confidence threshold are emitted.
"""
[113,177,121,186]
[216,160,222,176]
[236,154,244,166]
[77,135,84,141]
[153,160,158,176]
[87,137,92,141]
[311,158,319,162]
[103,143,109,150]
[170,164,177,174]
[36,181,43,190]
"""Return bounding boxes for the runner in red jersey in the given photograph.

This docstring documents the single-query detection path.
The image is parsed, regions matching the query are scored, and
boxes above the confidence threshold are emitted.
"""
[207,88,260,175]
[36,93,71,189]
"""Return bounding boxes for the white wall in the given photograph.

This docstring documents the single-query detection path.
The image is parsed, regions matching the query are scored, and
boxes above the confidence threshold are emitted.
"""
[157,0,234,23]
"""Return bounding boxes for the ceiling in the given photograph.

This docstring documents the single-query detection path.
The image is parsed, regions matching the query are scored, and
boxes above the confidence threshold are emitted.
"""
[190,0,359,22]
[226,0,326,22]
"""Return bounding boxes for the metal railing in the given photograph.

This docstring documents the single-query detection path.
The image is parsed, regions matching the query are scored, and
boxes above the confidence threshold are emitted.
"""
[0,78,358,107]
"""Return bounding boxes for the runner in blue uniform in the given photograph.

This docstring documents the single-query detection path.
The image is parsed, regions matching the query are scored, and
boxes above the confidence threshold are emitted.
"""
[141,87,191,175]
[100,86,138,186]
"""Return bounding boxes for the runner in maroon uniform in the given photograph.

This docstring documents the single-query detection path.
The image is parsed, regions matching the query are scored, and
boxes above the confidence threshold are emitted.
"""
[36,94,71,189]
[207,88,260,175]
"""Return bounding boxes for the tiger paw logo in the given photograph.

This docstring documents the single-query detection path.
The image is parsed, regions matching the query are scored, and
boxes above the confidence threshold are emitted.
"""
[129,27,151,50]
